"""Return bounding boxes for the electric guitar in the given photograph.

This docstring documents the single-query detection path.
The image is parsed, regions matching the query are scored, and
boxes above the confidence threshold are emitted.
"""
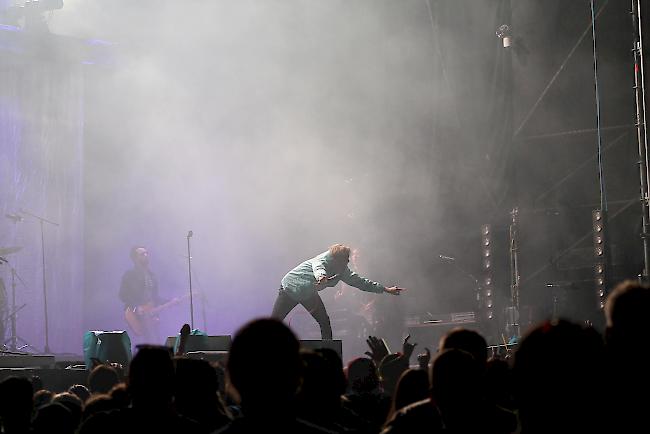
[124,293,193,336]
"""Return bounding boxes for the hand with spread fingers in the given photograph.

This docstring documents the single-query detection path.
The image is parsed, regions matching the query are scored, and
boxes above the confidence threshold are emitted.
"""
[364,335,390,365]
[384,286,405,295]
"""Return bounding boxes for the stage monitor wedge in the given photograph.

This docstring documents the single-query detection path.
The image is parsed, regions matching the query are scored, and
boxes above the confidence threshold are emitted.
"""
[300,339,343,361]
[165,335,231,353]
[83,330,132,369]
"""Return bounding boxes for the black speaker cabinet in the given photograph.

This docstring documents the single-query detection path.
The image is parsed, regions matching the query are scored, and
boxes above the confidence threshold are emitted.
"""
[165,335,231,353]
[407,322,478,350]
[299,339,343,361]
[83,330,132,368]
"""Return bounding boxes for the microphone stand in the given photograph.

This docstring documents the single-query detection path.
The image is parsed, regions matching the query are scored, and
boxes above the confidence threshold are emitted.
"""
[20,208,58,354]
[200,279,207,333]
[186,231,194,330]
[439,256,482,311]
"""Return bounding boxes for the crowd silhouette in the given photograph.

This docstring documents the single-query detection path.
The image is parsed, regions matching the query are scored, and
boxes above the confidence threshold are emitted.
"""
[0,279,648,433]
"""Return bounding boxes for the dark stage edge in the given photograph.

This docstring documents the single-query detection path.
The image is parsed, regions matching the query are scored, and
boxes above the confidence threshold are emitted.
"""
[0,353,87,392]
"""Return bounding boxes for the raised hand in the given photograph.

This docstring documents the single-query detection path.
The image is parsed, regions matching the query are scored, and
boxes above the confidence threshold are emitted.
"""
[417,347,431,370]
[402,334,417,360]
[364,335,390,365]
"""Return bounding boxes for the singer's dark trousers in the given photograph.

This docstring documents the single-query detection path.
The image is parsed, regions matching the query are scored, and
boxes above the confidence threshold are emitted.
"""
[271,287,333,340]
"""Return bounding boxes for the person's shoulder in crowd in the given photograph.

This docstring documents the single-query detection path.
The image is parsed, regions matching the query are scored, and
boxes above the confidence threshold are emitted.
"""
[214,417,339,434]
[381,398,443,434]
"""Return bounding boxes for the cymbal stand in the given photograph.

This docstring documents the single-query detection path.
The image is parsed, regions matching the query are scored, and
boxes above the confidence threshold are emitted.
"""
[3,260,38,353]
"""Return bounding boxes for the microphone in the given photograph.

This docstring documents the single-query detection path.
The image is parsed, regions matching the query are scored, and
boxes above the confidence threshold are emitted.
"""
[439,254,455,261]
[5,213,23,223]
[187,230,193,238]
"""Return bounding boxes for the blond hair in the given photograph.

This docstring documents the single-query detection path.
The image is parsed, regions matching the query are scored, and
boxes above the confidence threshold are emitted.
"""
[329,244,351,262]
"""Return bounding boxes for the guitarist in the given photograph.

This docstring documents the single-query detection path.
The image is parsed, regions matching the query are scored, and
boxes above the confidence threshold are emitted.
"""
[119,246,168,343]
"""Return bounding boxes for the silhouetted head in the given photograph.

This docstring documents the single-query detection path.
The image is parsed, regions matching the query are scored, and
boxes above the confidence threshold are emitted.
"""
[346,357,380,393]
[0,376,33,431]
[174,358,220,415]
[128,345,175,409]
[296,350,340,423]
[88,364,119,395]
[33,389,54,409]
[430,349,483,410]
[439,328,488,368]
[53,392,83,427]
[605,280,650,354]
[484,358,514,410]
[33,402,75,434]
[68,384,91,404]
[227,318,302,411]
[391,368,429,416]
[108,383,130,409]
[82,394,115,422]
[513,319,604,433]
[298,349,346,413]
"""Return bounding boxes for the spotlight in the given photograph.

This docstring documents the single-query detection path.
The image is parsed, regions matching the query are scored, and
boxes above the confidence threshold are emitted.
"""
[481,223,495,322]
[592,209,608,309]
[496,24,513,48]
[25,0,64,10]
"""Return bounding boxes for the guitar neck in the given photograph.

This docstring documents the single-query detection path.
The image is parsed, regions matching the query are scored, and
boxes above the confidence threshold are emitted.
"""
[150,295,187,314]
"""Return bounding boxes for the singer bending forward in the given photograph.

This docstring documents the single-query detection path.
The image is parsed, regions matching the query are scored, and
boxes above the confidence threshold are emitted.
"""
[272,244,404,339]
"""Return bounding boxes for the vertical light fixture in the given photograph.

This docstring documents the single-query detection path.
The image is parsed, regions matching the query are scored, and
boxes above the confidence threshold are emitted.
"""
[481,224,494,320]
[592,209,608,309]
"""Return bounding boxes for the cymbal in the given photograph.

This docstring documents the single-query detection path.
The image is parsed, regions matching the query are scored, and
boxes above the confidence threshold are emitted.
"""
[0,246,22,256]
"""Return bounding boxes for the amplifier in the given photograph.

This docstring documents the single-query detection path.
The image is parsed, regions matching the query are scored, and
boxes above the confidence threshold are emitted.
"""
[407,320,478,350]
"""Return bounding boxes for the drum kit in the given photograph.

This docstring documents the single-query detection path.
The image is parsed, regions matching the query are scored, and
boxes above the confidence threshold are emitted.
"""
[0,245,38,354]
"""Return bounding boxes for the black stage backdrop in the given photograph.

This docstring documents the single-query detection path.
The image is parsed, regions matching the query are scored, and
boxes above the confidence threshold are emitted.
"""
[79,0,640,349]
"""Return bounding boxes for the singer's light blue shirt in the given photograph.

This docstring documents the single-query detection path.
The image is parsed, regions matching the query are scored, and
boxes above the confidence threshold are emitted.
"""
[281,250,385,301]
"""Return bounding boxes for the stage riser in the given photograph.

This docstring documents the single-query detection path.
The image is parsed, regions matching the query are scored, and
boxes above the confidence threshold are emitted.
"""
[178,340,344,364]
[0,368,87,393]
[0,354,55,369]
